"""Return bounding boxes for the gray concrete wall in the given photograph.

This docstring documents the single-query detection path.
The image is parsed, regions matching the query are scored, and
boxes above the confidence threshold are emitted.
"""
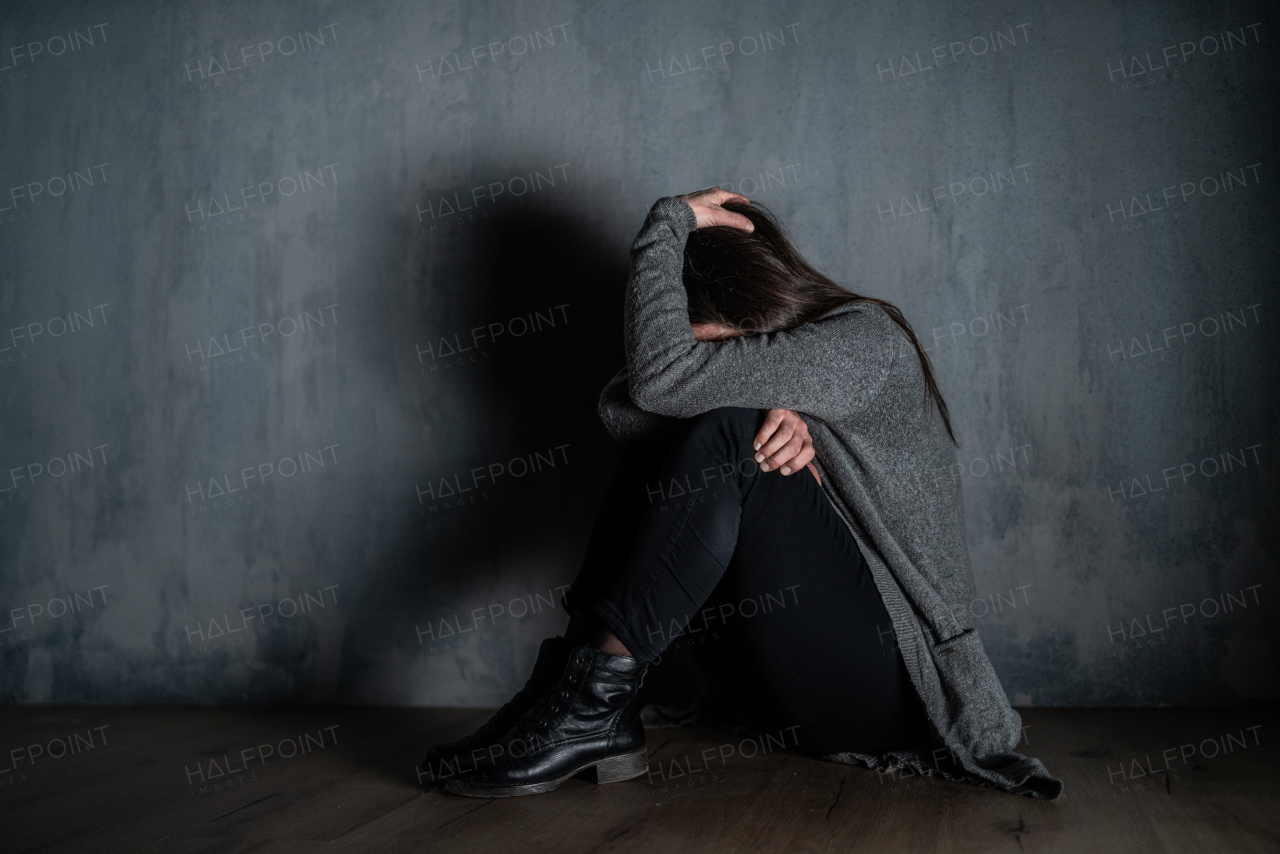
[0,0,1275,707]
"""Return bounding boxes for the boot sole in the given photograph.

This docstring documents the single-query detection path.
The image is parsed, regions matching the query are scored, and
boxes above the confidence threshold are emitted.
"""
[442,748,649,798]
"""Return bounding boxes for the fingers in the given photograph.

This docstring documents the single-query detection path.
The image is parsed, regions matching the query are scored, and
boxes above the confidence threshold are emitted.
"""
[754,410,784,453]
[676,187,717,201]
[770,437,815,476]
[756,410,813,475]
[680,187,750,207]
[784,439,816,475]
[677,187,754,232]
[756,421,796,466]
[699,187,753,231]
[706,187,750,207]
[707,209,754,232]
[761,432,803,472]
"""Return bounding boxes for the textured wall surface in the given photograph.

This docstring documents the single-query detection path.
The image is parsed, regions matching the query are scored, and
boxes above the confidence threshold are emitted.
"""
[0,0,1276,707]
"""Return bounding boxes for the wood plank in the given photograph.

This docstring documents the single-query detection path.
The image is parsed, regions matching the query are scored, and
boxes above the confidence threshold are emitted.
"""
[1,707,1275,854]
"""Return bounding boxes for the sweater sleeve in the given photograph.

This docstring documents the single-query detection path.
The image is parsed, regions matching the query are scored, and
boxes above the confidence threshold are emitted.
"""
[624,197,899,421]
[597,366,682,443]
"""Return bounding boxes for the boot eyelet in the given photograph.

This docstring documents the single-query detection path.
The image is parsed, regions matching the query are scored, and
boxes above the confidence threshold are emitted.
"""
[575,657,585,666]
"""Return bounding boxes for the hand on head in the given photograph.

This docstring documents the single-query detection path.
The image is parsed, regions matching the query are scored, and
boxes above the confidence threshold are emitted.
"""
[676,187,754,232]
[675,192,814,482]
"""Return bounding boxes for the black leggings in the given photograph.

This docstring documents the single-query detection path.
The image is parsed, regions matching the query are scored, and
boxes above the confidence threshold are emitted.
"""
[566,407,932,757]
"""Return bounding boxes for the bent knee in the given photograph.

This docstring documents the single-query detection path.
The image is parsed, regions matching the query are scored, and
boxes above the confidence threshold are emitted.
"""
[678,407,762,445]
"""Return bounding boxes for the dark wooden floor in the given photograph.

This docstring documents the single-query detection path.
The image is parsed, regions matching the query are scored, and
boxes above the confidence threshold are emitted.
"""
[0,706,1275,853]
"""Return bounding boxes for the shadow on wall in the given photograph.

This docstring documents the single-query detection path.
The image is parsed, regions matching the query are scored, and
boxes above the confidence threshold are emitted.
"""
[339,194,635,702]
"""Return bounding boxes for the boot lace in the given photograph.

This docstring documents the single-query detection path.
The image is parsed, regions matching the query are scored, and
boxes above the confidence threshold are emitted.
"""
[485,662,553,731]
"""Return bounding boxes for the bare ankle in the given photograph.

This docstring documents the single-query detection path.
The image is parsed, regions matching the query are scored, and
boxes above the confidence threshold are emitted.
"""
[593,628,634,658]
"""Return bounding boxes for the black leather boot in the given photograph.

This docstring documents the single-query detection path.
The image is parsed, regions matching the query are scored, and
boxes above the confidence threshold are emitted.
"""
[420,636,568,784]
[443,644,648,797]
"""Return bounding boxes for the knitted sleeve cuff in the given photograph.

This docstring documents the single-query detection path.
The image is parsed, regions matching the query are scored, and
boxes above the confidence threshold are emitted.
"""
[648,196,698,233]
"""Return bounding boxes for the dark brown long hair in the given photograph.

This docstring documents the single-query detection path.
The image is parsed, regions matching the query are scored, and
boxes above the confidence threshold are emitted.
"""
[683,200,956,444]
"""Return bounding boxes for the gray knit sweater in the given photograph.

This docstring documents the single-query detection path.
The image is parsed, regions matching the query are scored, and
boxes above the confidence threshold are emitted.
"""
[598,197,1063,800]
